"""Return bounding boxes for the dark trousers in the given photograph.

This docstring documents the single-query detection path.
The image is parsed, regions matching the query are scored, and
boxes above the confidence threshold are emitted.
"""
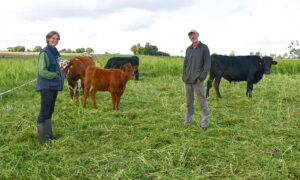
[37,90,58,123]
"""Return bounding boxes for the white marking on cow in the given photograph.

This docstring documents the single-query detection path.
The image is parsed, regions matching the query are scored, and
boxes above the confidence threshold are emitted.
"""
[77,79,81,93]
[59,60,68,68]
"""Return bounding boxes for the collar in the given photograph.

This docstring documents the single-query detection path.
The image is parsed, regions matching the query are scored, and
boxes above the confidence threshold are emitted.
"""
[189,41,202,49]
[46,44,61,58]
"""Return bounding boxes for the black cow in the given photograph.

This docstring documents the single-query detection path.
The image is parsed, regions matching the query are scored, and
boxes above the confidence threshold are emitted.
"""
[104,56,139,80]
[206,55,277,98]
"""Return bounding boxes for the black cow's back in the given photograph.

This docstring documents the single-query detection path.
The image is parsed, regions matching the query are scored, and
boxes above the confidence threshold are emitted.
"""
[211,55,263,82]
[104,56,140,80]
[104,56,139,69]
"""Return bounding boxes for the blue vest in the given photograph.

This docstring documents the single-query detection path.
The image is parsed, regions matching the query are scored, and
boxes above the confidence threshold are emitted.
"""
[35,45,64,91]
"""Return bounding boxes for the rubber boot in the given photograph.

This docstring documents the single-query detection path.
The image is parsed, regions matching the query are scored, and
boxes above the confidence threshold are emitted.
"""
[46,119,61,140]
[37,122,48,145]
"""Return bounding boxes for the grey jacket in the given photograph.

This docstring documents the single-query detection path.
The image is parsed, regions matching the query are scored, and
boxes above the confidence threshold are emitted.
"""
[182,42,211,84]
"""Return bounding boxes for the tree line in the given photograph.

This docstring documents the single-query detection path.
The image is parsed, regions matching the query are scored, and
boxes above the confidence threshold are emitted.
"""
[216,41,300,59]
[6,46,94,54]
[130,42,170,56]
[6,40,300,58]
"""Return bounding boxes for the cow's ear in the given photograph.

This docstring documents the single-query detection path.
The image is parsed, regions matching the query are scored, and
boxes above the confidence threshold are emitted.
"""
[272,61,278,65]
[120,65,126,71]
[133,65,138,71]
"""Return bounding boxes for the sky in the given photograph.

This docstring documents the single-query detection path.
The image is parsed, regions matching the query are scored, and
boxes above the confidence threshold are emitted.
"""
[0,0,300,56]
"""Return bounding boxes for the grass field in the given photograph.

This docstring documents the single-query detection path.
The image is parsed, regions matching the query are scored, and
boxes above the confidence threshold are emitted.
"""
[0,53,300,179]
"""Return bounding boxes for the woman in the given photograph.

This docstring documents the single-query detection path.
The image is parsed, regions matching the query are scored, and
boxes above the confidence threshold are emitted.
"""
[36,31,64,145]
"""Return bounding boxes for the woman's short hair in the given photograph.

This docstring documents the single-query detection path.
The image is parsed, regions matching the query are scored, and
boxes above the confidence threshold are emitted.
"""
[46,31,60,44]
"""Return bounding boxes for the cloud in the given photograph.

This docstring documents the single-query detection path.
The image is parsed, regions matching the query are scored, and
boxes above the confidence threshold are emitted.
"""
[4,0,196,21]
[0,0,300,56]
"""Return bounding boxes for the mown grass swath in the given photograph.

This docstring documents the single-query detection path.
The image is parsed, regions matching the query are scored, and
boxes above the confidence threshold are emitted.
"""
[0,53,299,179]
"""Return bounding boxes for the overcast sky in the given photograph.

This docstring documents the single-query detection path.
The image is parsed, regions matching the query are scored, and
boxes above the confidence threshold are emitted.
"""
[0,0,299,56]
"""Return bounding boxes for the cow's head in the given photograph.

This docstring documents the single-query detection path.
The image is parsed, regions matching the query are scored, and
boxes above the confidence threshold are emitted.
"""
[61,62,74,77]
[120,63,135,80]
[59,60,69,77]
[259,56,277,74]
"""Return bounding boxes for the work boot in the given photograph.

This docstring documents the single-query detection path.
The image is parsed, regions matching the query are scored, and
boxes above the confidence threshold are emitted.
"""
[45,119,61,140]
[37,122,48,145]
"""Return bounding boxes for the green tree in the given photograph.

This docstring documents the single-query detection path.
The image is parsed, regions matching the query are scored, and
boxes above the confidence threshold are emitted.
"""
[288,40,300,58]
[229,51,235,56]
[255,52,261,56]
[66,49,73,53]
[283,52,288,59]
[136,43,144,55]
[10,46,26,52]
[33,46,42,52]
[249,51,254,55]
[130,42,169,56]
[75,48,85,53]
[86,47,94,54]
[60,48,66,53]
[7,47,14,52]
[130,45,137,55]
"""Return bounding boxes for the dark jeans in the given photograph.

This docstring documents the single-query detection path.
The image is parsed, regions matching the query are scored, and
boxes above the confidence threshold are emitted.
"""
[37,90,58,123]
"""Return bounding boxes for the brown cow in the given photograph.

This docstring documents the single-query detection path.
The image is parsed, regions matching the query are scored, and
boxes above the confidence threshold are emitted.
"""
[62,56,94,99]
[59,60,69,73]
[82,63,135,110]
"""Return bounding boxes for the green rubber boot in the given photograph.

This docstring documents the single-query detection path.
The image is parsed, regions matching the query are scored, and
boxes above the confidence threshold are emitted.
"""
[45,119,61,140]
[37,122,48,145]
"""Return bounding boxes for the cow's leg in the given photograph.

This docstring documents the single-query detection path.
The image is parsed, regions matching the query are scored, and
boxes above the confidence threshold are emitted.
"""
[82,83,91,108]
[81,78,84,94]
[135,70,139,80]
[76,79,81,99]
[67,81,75,100]
[110,92,116,110]
[115,95,121,110]
[91,88,98,109]
[214,76,222,98]
[206,73,215,98]
[246,82,253,98]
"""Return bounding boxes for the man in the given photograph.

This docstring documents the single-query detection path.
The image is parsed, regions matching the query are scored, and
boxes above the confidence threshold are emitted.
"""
[182,29,211,130]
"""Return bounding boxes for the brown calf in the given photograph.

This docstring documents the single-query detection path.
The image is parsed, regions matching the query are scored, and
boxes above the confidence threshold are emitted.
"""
[62,56,94,99]
[82,63,135,110]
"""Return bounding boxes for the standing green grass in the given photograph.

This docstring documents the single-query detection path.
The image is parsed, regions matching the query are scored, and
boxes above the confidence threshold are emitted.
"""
[0,55,299,179]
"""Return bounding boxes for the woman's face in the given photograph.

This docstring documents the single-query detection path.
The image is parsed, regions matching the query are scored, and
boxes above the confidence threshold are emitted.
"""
[48,34,59,47]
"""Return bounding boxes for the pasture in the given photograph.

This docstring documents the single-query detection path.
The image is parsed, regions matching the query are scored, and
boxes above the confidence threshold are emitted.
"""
[0,53,300,179]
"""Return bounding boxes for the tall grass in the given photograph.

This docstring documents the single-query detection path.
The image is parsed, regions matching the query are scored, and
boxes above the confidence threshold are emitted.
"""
[0,54,299,179]
[0,58,37,92]
[273,59,300,74]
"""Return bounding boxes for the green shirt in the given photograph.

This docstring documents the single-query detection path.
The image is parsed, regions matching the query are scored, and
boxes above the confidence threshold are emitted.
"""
[38,52,58,79]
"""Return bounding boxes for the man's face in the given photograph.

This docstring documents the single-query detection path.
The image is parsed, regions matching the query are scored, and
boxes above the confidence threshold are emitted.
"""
[188,32,199,43]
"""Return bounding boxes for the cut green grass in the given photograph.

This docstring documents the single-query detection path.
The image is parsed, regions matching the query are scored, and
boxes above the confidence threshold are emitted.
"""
[0,54,299,179]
